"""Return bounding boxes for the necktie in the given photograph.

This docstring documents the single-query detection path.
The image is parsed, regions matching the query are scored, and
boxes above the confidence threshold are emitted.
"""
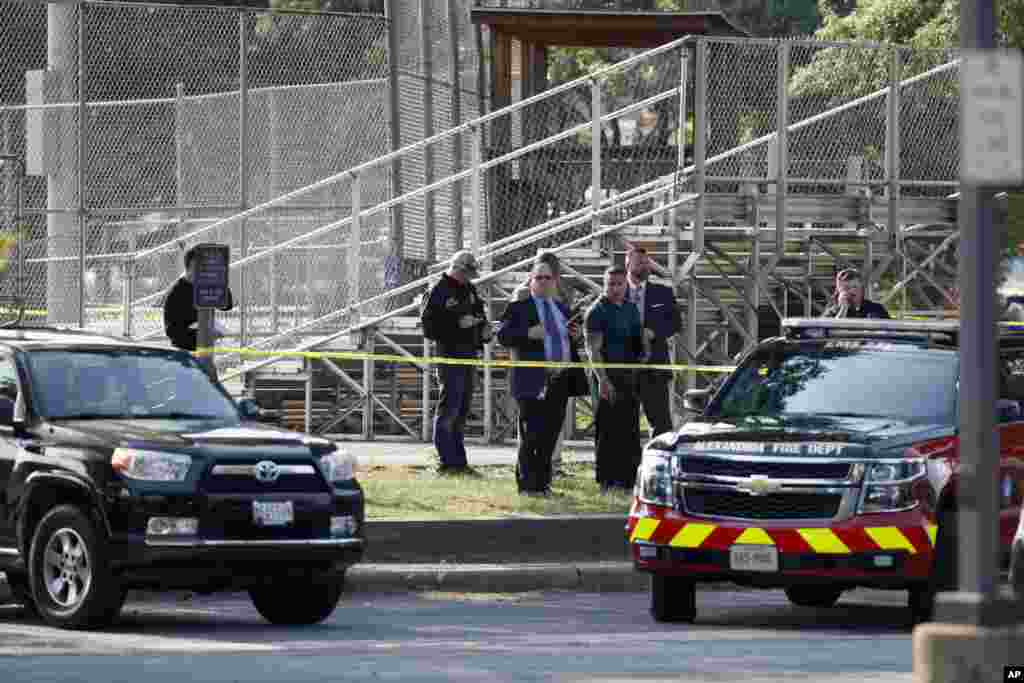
[633,286,644,325]
[543,299,563,362]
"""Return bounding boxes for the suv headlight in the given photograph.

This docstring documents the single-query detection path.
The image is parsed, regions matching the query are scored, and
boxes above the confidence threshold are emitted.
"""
[111,449,192,482]
[636,450,674,507]
[858,459,925,514]
[319,449,357,483]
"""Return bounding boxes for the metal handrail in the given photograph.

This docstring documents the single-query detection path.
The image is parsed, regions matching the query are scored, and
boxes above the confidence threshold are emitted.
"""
[220,189,701,381]
[127,34,697,266]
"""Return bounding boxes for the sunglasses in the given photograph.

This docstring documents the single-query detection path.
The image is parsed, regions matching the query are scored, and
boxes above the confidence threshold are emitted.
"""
[533,274,553,280]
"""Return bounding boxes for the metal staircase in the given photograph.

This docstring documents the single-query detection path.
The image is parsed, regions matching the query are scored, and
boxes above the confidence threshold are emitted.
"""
[107,36,962,440]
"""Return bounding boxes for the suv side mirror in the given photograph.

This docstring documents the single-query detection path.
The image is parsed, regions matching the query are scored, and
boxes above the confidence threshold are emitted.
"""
[683,388,711,413]
[237,397,262,420]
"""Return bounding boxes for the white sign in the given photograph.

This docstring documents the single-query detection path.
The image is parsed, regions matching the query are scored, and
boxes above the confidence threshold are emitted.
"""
[962,50,1024,185]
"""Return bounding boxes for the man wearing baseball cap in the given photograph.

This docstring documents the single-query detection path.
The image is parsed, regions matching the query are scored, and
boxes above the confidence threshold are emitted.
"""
[421,249,492,475]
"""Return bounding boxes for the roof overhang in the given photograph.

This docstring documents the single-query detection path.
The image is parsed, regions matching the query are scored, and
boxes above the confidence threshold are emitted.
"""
[470,9,748,47]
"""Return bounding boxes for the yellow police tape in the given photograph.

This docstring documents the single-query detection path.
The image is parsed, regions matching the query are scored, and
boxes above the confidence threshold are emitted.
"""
[196,346,738,374]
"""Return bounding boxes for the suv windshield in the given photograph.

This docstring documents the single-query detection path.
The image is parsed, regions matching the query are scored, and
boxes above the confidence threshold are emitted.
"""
[26,348,240,421]
[707,340,958,424]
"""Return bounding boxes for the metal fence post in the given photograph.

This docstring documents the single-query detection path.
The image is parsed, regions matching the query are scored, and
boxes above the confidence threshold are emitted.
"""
[385,0,405,256]
[422,337,432,442]
[590,76,602,251]
[687,39,708,392]
[75,0,87,330]
[885,46,902,306]
[446,0,465,251]
[775,40,789,271]
[470,123,482,251]
[350,171,362,320]
[238,9,249,350]
[419,0,436,262]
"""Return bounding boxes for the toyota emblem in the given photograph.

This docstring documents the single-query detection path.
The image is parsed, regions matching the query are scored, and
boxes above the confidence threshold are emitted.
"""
[254,460,280,484]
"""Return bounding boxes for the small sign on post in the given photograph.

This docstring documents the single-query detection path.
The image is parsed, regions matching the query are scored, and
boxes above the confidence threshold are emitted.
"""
[191,243,230,380]
[192,243,230,310]
[961,49,1024,186]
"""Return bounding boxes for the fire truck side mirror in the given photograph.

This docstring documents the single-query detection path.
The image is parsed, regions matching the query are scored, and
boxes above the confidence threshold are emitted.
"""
[683,388,711,414]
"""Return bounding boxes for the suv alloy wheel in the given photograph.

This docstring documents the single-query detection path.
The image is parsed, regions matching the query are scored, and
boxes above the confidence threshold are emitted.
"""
[28,505,125,629]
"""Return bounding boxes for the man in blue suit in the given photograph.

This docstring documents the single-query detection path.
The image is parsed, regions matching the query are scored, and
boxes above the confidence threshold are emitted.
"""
[498,262,586,495]
[625,246,682,438]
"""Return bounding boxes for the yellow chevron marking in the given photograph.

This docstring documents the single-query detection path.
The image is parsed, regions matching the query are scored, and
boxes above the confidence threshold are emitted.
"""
[926,525,938,547]
[630,518,660,543]
[865,527,917,554]
[798,529,851,554]
[734,528,775,546]
[669,523,717,548]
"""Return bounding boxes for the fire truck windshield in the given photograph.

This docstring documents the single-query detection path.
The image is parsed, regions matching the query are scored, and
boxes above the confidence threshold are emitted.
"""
[706,341,958,425]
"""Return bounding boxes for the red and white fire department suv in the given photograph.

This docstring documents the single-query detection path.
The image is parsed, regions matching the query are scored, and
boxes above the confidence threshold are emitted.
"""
[628,318,1024,624]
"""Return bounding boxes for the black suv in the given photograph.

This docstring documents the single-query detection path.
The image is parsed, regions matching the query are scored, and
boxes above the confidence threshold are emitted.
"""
[0,326,365,629]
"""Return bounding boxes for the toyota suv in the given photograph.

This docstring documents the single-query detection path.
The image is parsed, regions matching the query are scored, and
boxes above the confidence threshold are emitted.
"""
[0,326,364,629]
[629,317,1024,624]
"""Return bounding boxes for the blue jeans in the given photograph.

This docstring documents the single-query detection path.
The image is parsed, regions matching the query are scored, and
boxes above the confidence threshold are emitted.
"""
[433,363,475,467]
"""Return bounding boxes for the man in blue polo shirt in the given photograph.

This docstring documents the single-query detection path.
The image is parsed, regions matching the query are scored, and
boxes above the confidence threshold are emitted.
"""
[584,266,647,491]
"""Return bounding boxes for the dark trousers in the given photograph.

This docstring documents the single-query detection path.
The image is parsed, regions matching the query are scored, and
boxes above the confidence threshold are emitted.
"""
[515,374,569,493]
[636,368,673,438]
[433,363,475,467]
[594,369,642,490]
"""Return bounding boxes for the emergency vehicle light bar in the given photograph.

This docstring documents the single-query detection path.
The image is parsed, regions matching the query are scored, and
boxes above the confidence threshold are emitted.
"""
[781,318,959,335]
[782,318,1024,343]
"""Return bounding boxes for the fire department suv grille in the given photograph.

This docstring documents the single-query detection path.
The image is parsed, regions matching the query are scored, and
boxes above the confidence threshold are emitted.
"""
[683,489,842,520]
[679,457,851,480]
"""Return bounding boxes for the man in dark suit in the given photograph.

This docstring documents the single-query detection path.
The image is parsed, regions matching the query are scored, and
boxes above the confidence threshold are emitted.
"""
[625,246,682,438]
[498,261,586,496]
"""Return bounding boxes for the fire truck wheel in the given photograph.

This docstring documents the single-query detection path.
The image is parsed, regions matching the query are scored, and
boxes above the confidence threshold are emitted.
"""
[910,508,959,624]
[783,586,843,608]
[931,509,959,593]
[649,574,696,623]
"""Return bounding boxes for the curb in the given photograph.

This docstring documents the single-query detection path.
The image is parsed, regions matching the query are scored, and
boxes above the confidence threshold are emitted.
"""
[0,563,648,602]
[347,561,648,594]
[365,515,630,564]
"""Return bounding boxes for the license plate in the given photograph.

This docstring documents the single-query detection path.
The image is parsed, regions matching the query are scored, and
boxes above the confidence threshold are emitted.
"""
[729,545,778,572]
[253,501,293,527]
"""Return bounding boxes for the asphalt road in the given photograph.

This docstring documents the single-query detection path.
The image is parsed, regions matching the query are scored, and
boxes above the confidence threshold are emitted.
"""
[0,587,917,683]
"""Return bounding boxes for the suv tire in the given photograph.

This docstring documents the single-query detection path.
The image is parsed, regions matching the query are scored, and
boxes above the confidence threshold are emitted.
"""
[784,586,842,608]
[28,504,124,629]
[249,574,345,625]
[911,508,958,624]
[649,574,696,623]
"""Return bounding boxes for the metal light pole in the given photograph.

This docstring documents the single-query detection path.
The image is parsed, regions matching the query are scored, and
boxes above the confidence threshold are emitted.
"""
[936,0,1021,626]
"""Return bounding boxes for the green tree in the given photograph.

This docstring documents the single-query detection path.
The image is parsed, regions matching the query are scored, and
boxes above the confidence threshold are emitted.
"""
[792,0,1024,307]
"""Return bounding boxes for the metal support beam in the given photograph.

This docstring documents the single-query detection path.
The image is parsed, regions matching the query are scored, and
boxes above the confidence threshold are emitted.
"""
[591,76,602,251]
[362,329,376,440]
[422,338,432,442]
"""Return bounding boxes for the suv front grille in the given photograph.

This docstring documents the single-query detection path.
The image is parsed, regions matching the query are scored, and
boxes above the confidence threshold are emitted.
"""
[201,462,327,494]
[679,457,851,480]
[682,489,842,520]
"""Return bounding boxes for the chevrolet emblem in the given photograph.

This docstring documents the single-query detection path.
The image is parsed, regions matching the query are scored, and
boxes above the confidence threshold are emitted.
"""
[739,475,782,496]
